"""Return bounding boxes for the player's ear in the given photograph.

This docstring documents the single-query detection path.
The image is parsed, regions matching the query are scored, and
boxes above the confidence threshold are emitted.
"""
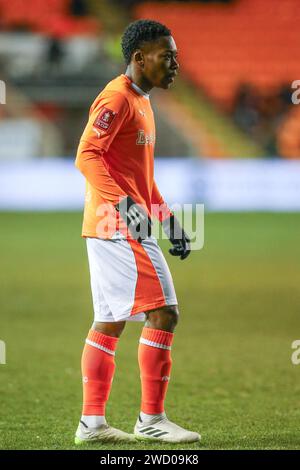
[133,50,144,68]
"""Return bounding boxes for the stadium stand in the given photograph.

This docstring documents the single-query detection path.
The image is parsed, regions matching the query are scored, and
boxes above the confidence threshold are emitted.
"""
[0,0,99,36]
[0,0,197,158]
[277,106,300,158]
[1,0,298,158]
[0,0,109,158]
[135,0,299,106]
[134,0,300,157]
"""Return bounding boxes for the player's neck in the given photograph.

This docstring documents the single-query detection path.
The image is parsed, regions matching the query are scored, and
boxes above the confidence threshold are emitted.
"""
[125,66,153,94]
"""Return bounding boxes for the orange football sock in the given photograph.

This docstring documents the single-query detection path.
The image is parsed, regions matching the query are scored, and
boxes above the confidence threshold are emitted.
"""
[81,329,118,416]
[138,327,174,414]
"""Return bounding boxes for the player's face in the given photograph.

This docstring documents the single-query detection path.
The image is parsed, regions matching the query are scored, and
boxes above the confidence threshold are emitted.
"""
[142,36,179,89]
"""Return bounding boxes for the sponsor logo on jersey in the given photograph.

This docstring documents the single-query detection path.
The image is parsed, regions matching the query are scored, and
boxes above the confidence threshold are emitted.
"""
[136,129,155,145]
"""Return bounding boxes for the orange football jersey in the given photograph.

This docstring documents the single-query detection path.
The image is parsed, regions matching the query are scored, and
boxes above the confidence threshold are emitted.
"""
[75,74,171,238]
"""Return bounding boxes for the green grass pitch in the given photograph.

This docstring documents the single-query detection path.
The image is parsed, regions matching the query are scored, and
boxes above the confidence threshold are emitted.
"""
[0,212,299,450]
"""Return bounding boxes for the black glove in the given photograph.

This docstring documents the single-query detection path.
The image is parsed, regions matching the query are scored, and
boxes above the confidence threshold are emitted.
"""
[162,214,191,260]
[115,196,152,242]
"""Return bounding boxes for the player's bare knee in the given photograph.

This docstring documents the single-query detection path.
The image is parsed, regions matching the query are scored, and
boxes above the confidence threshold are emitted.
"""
[166,305,179,330]
[163,305,179,326]
[92,321,126,338]
[145,305,179,332]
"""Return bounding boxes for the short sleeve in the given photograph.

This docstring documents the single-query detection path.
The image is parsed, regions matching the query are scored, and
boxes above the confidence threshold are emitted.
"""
[80,91,130,152]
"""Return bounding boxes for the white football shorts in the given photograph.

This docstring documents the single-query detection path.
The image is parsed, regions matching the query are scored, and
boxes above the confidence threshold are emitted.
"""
[86,236,178,323]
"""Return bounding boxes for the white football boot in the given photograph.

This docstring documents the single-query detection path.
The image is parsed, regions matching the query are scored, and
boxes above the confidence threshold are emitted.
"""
[75,420,136,444]
[134,413,201,443]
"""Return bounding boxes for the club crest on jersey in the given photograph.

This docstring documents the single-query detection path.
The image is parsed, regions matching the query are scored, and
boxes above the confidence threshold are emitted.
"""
[94,107,117,131]
[136,129,155,145]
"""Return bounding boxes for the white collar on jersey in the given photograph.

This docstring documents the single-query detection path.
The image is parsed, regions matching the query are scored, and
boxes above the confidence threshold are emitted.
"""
[131,81,150,100]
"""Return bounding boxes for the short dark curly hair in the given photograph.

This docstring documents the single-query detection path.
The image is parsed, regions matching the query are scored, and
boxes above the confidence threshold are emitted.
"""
[121,19,171,65]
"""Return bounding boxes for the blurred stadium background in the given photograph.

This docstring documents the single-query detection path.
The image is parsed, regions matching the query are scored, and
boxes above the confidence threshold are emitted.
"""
[0,0,300,450]
[1,0,300,209]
